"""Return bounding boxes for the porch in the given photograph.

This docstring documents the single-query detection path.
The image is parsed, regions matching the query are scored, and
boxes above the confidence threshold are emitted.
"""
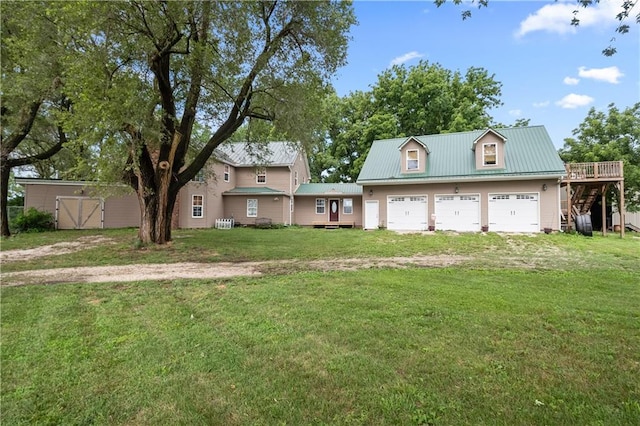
[561,161,625,237]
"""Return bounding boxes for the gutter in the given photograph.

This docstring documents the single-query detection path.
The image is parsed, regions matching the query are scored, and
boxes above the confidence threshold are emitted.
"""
[357,172,567,186]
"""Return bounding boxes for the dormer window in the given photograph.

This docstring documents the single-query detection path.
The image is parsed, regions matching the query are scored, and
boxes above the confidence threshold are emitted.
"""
[256,168,266,183]
[407,149,419,171]
[483,143,497,166]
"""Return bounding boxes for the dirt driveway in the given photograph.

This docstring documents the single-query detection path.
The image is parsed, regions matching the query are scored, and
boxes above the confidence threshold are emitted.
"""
[0,237,467,286]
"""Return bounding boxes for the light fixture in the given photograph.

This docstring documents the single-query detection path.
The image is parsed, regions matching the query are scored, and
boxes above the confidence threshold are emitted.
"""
[273,197,279,201]
[369,189,373,196]
[542,184,547,191]
[454,186,459,194]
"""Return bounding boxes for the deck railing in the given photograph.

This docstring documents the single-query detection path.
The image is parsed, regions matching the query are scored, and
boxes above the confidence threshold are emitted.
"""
[565,161,623,180]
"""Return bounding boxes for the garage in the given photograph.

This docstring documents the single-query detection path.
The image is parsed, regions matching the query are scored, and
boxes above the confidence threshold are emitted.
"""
[387,196,427,231]
[435,194,480,232]
[488,193,539,232]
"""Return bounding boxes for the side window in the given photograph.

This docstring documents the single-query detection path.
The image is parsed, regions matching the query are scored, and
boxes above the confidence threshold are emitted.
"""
[294,171,298,186]
[343,198,353,214]
[247,199,258,217]
[192,170,205,183]
[224,165,230,182]
[316,198,325,214]
[483,143,497,166]
[192,195,204,218]
[407,149,419,170]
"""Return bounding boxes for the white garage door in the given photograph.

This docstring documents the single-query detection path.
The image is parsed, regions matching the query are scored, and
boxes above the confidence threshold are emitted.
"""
[488,193,539,233]
[435,194,480,232]
[387,196,427,231]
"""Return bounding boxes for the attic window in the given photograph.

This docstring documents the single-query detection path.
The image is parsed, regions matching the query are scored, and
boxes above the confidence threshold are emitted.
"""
[483,143,497,166]
[407,149,419,171]
[256,168,266,183]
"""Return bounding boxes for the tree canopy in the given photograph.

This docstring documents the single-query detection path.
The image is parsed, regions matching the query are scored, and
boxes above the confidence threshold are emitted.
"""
[0,1,73,236]
[22,1,356,243]
[317,60,503,182]
[559,103,640,211]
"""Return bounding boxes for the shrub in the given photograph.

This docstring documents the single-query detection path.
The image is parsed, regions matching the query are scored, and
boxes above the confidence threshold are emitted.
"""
[12,208,55,233]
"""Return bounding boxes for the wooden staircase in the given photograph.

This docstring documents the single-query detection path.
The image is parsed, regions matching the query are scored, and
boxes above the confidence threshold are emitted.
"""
[560,161,624,235]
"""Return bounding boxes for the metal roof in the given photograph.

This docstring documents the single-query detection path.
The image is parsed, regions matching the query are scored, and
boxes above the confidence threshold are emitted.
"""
[357,126,566,184]
[295,183,362,196]
[215,141,300,167]
[223,187,285,195]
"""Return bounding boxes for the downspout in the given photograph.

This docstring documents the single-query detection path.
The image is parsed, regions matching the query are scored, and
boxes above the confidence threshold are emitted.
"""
[288,164,293,226]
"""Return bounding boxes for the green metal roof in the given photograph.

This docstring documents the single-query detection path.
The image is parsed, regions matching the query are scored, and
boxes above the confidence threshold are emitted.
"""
[295,183,362,196]
[357,126,566,184]
[223,187,285,195]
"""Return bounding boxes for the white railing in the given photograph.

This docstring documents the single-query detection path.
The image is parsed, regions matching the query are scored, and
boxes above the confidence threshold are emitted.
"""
[215,218,234,229]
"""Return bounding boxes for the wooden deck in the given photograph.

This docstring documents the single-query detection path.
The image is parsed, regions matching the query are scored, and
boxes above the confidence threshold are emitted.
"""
[561,161,625,237]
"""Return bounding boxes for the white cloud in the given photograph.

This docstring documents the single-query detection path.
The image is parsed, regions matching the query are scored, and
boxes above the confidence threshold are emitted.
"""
[563,77,580,85]
[533,101,550,108]
[509,109,522,117]
[555,93,594,109]
[578,66,624,84]
[389,51,424,67]
[516,0,620,37]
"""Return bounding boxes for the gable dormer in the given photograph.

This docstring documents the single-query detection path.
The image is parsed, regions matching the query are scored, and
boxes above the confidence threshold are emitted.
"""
[399,136,429,174]
[473,129,507,170]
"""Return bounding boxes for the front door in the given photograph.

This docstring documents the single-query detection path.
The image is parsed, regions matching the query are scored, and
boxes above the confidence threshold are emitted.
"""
[329,199,339,222]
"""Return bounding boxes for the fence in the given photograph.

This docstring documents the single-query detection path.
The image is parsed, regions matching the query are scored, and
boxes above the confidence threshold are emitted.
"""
[215,218,234,229]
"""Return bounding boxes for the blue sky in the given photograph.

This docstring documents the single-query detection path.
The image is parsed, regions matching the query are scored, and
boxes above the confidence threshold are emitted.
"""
[331,0,640,148]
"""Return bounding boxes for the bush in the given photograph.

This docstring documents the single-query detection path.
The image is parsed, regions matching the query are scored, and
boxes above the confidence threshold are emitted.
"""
[12,208,55,233]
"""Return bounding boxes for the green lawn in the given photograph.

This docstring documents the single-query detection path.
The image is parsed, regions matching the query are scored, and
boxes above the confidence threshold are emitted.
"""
[2,229,639,425]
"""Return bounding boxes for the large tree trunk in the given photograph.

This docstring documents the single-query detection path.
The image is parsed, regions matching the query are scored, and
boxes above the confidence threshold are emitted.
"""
[0,157,11,237]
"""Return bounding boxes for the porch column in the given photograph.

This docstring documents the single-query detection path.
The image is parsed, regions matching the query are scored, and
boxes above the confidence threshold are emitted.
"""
[619,180,625,238]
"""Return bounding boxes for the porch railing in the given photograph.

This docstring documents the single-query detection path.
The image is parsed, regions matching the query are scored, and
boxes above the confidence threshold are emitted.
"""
[565,161,623,180]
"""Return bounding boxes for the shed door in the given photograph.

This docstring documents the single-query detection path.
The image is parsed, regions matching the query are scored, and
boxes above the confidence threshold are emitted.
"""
[387,196,427,231]
[488,193,539,233]
[56,197,103,230]
[435,194,480,232]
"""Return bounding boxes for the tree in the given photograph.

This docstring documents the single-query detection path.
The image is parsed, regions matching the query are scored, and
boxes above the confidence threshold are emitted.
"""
[55,1,355,244]
[320,60,503,181]
[0,1,70,237]
[559,103,640,211]
[434,0,639,56]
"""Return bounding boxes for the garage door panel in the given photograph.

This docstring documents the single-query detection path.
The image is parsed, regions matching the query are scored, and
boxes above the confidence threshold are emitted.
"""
[387,196,427,231]
[488,193,539,233]
[435,194,480,232]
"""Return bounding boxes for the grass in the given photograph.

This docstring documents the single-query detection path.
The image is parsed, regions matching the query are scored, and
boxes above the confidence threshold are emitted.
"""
[1,227,639,273]
[2,228,640,424]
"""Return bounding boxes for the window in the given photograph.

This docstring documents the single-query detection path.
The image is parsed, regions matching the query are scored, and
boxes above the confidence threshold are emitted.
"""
[343,198,353,214]
[483,143,497,166]
[316,198,325,214]
[407,149,419,170]
[247,199,257,217]
[294,171,298,186]
[224,165,230,182]
[192,170,205,183]
[256,168,266,184]
[192,195,203,218]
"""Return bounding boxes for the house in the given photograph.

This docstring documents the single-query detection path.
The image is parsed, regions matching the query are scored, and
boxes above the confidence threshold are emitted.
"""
[294,183,362,228]
[356,126,567,233]
[178,141,311,227]
[17,141,363,229]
